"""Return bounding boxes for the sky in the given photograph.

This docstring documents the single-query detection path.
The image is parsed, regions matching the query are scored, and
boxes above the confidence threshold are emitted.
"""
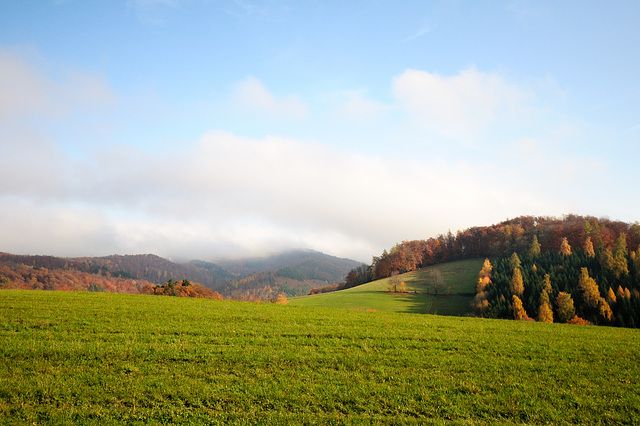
[1,0,639,263]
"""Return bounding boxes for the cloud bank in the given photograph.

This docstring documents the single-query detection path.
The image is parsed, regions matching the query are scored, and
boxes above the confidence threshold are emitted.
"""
[0,50,612,262]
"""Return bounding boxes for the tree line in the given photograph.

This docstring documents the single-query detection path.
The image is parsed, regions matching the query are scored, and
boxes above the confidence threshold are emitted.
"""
[474,233,640,327]
[337,215,639,285]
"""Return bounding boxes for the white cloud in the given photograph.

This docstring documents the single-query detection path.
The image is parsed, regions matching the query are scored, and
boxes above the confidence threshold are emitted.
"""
[0,49,116,122]
[0,50,55,120]
[234,76,308,119]
[393,67,532,143]
[335,91,388,121]
[0,126,558,262]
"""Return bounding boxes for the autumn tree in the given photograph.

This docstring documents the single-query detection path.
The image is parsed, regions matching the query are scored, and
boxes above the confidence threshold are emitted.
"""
[612,233,629,278]
[275,293,289,304]
[512,295,529,320]
[556,292,575,323]
[537,274,553,323]
[538,301,554,323]
[600,248,615,271]
[598,299,613,322]
[510,268,524,296]
[607,287,617,304]
[387,273,400,293]
[560,237,572,256]
[578,267,601,310]
[529,235,541,258]
[509,252,521,271]
[584,237,595,258]
[479,258,493,278]
[473,258,492,315]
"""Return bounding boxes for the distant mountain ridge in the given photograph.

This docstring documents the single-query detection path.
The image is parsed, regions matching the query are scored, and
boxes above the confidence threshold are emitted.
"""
[0,250,363,299]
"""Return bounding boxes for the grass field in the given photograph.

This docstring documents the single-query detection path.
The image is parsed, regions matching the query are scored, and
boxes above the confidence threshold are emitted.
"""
[1,289,639,424]
[290,259,483,316]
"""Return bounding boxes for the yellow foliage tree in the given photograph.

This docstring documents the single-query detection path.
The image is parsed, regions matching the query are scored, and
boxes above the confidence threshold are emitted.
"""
[512,295,529,320]
[479,258,493,278]
[584,237,595,258]
[541,274,552,297]
[275,293,289,304]
[612,233,629,279]
[607,287,617,304]
[560,237,572,256]
[578,267,601,310]
[529,235,541,258]
[556,292,575,323]
[510,268,524,296]
[600,248,615,272]
[598,299,613,322]
[537,273,553,323]
[538,301,553,323]
[473,259,493,316]
[509,252,522,271]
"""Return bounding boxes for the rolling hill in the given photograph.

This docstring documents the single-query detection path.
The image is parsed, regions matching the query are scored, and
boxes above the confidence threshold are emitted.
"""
[290,258,483,316]
[0,249,362,299]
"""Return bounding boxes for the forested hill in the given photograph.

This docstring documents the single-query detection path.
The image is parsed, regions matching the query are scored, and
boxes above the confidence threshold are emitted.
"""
[0,250,361,300]
[330,214,639,328]
[363,215,639,282]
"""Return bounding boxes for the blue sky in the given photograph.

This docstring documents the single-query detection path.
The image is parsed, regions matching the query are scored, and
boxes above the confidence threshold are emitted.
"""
[1,0,639,262]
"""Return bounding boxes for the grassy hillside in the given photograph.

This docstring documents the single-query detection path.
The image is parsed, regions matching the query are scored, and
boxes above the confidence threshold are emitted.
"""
[3,290,638,424]
[290,258,483,316]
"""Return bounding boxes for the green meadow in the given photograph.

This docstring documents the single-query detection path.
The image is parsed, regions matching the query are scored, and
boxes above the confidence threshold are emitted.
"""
[1,289,639,424]
[291,259,483,316]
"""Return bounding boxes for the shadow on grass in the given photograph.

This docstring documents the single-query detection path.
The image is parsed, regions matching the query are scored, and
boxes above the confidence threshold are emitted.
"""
[399,292,475,316]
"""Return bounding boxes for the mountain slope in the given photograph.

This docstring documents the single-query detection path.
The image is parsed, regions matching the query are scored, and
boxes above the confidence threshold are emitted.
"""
[220,250,364,299]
